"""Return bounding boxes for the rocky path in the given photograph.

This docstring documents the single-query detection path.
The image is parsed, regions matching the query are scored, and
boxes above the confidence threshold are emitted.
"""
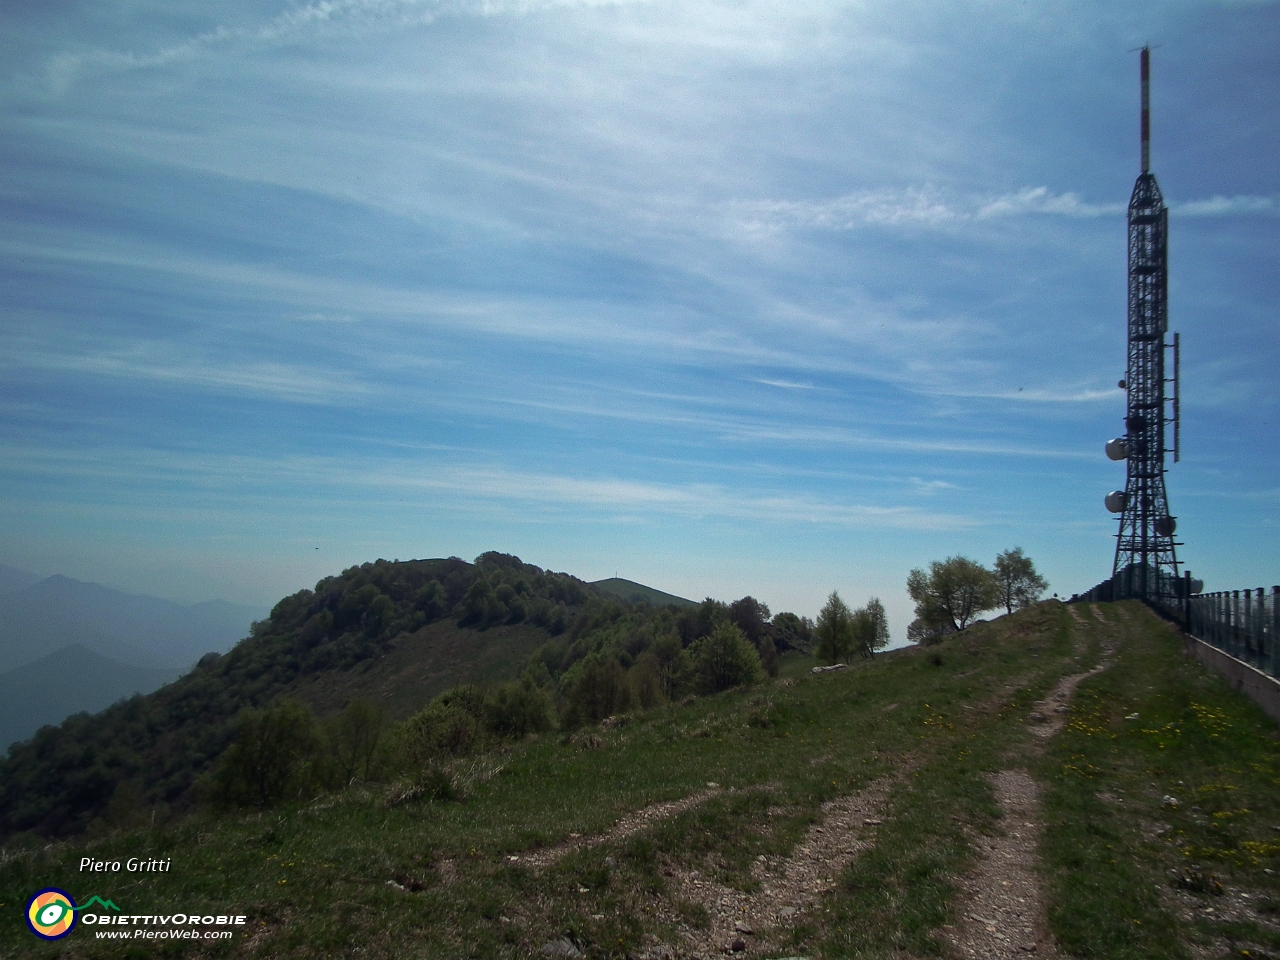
[658,774,902,958]
[527,604,1121,960]
[511,787,723,869]
[940,602,1115,960]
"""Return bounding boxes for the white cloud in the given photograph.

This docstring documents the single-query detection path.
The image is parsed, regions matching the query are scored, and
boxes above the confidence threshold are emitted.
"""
[46,0,649,89]
[909,477,958,495]
[751,377,817,390]
[1173,195,1278,217]
[730,188,960,233]
[0,443,980,532]
[938,385,1120,403]
[730,184,1130,236]
[976,186,1124,219]
[3,340,375,404]
[721,423,1096,460]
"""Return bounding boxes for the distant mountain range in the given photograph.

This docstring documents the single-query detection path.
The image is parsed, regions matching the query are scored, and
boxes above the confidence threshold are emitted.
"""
[0,553,716,837]
[0,562,42,595]
[0,568,266,674]
[0,645,183,753]
[0,565,267,751]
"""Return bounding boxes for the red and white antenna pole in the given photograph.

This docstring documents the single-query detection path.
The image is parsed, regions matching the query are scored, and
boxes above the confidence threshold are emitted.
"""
[1141,46,1151,173]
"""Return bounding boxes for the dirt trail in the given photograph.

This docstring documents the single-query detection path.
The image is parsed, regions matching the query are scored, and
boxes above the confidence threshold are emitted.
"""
[941,602,1118,960]
[943,769,1059,958]
[658,774,902,957]
[515,603,1123,958]
[509,787,722,869]
[658,609,1116,958]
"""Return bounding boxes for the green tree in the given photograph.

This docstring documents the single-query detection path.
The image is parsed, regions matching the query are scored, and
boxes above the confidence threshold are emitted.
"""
[690,623,765,694]
[754,633,780,677]
[770,611,813,653]
[814,591,855,664]
[565,656,632,726]
[994,547,1048,614]
[213,700,321,808]
[727,596,780,675]
[906,556,999,640]
[850,597,890,658]
[326,698,385,785]
[651,633,692,701]
[728,596,771,642]
[864,597,890,654]
[484,679,556,739]
[627,651,665,710]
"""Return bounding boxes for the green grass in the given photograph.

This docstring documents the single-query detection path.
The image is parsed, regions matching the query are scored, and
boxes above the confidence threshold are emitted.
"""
[3,600,1276,959]
[290,619,553,721]
[1037,601,1280,960]
[587,579,697,609]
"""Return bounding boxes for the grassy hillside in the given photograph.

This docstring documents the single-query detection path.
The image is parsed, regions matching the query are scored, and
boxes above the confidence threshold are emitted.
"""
[0,553,790,841]
[288,619,556,721]
[588,579,697,608]
[0,554,593,838]
[3,600,1275,958]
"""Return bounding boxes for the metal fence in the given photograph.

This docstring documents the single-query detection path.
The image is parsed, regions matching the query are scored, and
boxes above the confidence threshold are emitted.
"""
[1187,587,1280,680]
[1071,576,1280,681]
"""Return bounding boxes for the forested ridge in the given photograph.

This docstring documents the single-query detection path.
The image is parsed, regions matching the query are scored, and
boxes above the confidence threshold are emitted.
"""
[0,553,809,840]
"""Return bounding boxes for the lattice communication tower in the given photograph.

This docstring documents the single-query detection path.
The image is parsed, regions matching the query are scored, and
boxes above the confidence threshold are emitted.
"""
[1104,47,1182,602]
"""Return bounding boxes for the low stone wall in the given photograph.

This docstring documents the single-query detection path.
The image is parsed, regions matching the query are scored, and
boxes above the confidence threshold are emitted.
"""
[1184,634,1280,725]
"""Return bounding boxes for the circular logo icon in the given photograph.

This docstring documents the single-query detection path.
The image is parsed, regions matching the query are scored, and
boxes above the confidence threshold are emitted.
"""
[26,888,78,940]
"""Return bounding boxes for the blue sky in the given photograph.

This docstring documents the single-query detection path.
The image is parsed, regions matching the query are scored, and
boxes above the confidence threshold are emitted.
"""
[1,0,1277,642]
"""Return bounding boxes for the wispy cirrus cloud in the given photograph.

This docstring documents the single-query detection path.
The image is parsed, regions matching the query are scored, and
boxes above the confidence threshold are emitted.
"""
[729,188,959,233]
[729,185,1280,236]
[938,385,1120,403]
[3,341,376,404]
[1173,195,1278,217]
[751,377,818,390]
[46,0,645,89]
[730,184,1129,235]
[975,186,1125,219]
[0,443,979,532]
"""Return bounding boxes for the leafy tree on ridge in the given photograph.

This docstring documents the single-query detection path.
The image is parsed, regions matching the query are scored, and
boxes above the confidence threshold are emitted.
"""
[855,597,890,657]
[993,547,1048,614]
[814,591,856,664]
[906,556,999,641]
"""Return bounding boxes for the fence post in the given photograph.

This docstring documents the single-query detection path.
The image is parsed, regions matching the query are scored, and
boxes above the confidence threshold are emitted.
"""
[1209,592,1217,648]
[1228,591,1237,656]
[1272,586,1279,679]
[1210,592,1218,648]
[1218,593,1228,660]
[1218,592,1227,651]
[1245,588,1254,663]
[1257,588,1266,667]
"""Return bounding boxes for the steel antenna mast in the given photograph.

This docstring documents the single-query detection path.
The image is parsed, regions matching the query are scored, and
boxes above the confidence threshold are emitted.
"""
[1105,46,1182,602]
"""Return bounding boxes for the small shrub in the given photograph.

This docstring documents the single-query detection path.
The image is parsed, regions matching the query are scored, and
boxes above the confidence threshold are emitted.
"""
[690,623,764,694]
[211,700,322,808]
[402,699,482,767]
[418,765,461,803]
[747,697,785,729]
[485,680,556,739]
[564,657,632,728]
